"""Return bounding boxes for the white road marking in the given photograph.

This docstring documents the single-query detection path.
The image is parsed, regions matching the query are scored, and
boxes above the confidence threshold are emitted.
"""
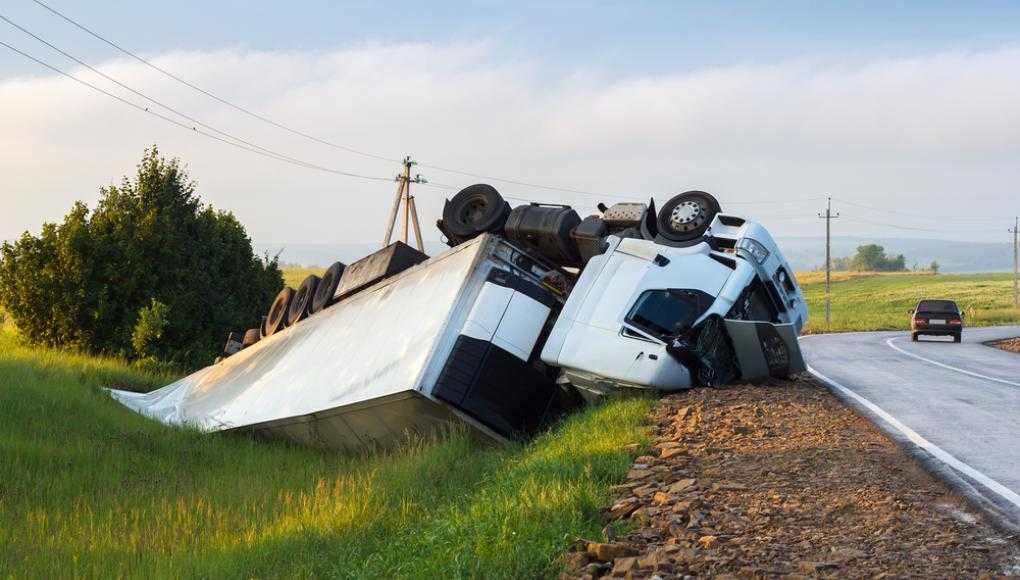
[885,337,1020,388]
[807,365,1020,512]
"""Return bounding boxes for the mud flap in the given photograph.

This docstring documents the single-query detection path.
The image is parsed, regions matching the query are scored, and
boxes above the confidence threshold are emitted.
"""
[723,319,806,380]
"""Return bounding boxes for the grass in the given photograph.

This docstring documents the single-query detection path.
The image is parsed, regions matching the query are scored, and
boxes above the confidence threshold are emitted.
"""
[797,271,1020,333]
[0,327,653,578]
[282,267,325,288]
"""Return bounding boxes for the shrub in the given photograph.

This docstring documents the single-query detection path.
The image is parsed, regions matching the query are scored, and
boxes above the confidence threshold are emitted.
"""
[0,146,282,368]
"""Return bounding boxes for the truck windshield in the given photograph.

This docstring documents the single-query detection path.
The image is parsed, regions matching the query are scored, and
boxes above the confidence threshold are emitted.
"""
[626,289,715,338]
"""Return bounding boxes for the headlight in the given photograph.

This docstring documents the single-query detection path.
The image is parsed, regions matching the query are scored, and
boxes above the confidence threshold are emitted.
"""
[737,237,770,264]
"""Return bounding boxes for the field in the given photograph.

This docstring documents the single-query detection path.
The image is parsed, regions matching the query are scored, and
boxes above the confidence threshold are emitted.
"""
[797,271,1020,333]
[0,328,652,578]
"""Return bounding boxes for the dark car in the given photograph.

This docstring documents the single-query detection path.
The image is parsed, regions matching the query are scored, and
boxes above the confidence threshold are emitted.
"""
[910,299,964,342]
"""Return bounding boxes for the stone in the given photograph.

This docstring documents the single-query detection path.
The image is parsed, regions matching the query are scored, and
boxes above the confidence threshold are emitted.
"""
[697,535,719,549]
[587,542,639,561]
[668,478,697,494]
[609,498,640,519]
[611,556,638,576]
[660,446,686,460]
[627,468,654,481]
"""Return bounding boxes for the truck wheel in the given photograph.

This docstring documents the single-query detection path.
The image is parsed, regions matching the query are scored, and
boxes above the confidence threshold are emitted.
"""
[656,191,720,243]
[442,184,511,242]
[264,287,294,337]
[287,275,320,326]
[310,261,345,314]
[242,328,260,347]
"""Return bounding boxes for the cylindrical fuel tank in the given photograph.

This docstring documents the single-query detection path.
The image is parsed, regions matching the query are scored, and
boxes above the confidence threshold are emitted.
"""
[504,203,582,267]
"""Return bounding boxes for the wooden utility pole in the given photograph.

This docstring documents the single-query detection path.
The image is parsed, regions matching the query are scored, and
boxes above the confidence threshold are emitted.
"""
[1012,216,1019,309]
[382,156,426,251]
[818,196,839,330]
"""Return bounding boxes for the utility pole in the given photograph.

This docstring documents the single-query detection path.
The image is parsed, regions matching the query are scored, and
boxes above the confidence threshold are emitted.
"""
[818,196,840,330]
[1012,216,1019,309]
[382,156,426,251]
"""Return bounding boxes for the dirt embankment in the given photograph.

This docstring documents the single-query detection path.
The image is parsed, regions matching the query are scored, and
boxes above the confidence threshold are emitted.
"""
[991,337,1020,354]
[562,377,1019,579]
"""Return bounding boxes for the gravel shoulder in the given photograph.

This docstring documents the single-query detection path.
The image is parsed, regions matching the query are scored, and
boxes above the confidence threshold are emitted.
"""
[562,376,1020,579]
[990,337,1020,354]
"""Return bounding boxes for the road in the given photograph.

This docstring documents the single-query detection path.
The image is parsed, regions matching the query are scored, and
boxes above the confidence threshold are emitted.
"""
[800,325,1020,529]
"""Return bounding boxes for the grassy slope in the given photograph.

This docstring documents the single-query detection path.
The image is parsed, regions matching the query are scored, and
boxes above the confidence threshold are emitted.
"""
[797,271,1020,333]
[0,329,652,578]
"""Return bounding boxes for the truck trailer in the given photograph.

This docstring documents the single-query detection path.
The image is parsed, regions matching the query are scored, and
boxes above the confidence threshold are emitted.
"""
[110,188,808,450]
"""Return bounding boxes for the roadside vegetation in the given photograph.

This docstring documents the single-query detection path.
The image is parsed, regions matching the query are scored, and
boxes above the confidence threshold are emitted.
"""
[0,326,652,578]
[0,147,282,370]
[797,271,1020,333]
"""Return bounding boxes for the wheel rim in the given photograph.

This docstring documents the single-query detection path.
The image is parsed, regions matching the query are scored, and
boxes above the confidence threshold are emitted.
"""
[670,200,705,232]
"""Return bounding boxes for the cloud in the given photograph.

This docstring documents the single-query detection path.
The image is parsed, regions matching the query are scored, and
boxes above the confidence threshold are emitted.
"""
[1,41,1018,245]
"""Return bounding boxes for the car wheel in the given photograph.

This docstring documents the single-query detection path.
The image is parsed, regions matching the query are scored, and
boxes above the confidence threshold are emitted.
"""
[310,261,346,314]
[911,332,918,342]
[441,184,511,242]
[287,274,320,326]
[264,287,294,337]
[954,333,962,343]
[656,191,721,243]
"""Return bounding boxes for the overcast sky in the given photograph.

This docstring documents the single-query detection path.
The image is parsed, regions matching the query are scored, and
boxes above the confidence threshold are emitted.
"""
[1,1,1019,245]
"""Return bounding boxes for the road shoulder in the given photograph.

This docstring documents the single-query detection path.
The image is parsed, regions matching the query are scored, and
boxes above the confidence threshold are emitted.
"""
[561,377,1019,579]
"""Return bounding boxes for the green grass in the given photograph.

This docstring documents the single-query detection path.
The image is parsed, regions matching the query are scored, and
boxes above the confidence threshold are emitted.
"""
[283,267,325,288]
[0,328,652,578]
[798,271,1020,333]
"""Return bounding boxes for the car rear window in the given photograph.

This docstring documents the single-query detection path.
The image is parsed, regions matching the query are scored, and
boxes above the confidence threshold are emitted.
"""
[626,289,715,338]
[917,300,958,313]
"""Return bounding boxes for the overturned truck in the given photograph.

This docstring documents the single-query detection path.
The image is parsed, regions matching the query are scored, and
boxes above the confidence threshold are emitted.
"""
[111,189,808,450]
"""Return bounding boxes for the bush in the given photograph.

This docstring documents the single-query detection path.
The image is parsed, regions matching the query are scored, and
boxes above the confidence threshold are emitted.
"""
[0,147,282,368]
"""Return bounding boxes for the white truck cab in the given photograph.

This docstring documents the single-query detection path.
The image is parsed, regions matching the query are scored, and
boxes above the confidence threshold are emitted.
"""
[542,211,807,398]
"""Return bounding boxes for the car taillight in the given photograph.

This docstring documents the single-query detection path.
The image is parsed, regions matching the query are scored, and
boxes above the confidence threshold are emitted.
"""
[949,317,961,324]
[913,316,926,324]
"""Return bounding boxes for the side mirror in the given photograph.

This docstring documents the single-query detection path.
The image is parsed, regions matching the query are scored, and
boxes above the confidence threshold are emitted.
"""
[961,311,966,318]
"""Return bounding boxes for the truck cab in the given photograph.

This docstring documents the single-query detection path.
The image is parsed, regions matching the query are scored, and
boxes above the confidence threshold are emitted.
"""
[541,212,807,398]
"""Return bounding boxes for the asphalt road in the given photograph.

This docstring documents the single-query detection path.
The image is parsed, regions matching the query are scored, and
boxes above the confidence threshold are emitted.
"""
[800,325,1020,529]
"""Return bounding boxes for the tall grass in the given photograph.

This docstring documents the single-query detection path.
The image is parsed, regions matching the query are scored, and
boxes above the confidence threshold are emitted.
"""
[796,272,1020,333]
[0,329,652,578]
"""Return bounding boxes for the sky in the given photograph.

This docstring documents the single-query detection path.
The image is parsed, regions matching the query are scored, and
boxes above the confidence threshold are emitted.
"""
[1,1,1019,247]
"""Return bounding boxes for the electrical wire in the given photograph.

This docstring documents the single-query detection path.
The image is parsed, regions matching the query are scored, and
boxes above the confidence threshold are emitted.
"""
[0,10,279,157]
[839,215,992,234]
[832,197,1003,224]
[29,0,402,165]
[27,0,636,200]
[0,39,396,183]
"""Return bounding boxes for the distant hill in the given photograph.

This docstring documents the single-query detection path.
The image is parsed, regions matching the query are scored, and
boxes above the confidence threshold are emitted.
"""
[775,236,1014,273]
[257,237,1015,274]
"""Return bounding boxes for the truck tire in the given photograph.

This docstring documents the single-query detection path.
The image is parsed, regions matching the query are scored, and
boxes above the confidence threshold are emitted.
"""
[656,191,720,243]
[242,328,260,347]
[442,184,511,242]
[287,274,320,326]
[264,287,294,337]
[310,261,345,314]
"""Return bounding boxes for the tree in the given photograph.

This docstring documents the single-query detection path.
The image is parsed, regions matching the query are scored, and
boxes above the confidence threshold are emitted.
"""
[0,147,283,368]
[930,261,940,274]
[845,244,908,272]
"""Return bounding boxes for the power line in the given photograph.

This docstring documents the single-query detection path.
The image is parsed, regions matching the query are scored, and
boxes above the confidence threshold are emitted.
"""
[833,197,1002,224]
[28,0,641,202]
[0,10,276,157]
[29,0,400,165]
[0,39,396,184]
